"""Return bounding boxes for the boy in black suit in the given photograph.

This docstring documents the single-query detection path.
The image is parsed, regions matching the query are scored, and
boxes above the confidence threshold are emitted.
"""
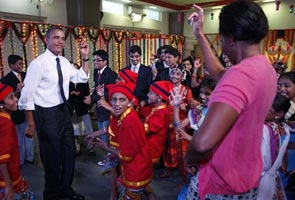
[1,54,34,165]
[155,45,171,72]
[155,46,181,82]
[90,49,118,165]
[123,45,152,107]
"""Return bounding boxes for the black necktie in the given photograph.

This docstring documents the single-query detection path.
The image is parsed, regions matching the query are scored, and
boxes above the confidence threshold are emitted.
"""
[56,57,67,103]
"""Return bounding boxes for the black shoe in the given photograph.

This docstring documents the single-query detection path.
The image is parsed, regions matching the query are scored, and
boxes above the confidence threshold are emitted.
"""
[60,192,85,200]
[25,160,37,164]
[75,150,81,156]
[87,148,96,156]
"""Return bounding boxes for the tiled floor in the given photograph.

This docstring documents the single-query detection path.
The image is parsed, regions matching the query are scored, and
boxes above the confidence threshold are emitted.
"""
[21,143,182,200]
[20,138,295,200]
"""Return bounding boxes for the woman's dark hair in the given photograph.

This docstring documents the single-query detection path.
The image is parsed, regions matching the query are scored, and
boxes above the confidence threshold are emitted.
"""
[200,77,217,91]
[219,0,268,44]
[182,58,193,67]
[279,71,295,84]
[219,52,226,68]
[273,61,286,69]
[273,61,287,74]
[272,93,291,114]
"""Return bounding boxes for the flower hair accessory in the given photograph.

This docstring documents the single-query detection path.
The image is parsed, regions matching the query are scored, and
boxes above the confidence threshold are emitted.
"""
[285,101,295,120]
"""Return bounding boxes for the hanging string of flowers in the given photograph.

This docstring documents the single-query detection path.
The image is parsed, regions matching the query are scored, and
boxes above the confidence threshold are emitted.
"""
[36,23,50,43]
[101,29,112,44]
[87,27,99,46]
[0,21,9,77]
[113,31,126,44]
[11,22,33,67]
[0,19,185,79]
[31,26,39,59]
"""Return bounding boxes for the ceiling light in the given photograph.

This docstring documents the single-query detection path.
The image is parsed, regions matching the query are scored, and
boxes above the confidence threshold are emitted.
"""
[262,0,275,2]
[122,0,132,2]
[129,12,146,22]
[149,6,158,9]
[211,6,222,10]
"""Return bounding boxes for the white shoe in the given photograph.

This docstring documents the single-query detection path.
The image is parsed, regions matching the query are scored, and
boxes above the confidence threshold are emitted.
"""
[97,160,105,166]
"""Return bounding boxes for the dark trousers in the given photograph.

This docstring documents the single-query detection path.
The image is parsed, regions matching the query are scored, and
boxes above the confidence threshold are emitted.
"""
[33,103,75,200]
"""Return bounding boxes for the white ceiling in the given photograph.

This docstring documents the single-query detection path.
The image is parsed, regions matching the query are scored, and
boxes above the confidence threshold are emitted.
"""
[107,0,275,12]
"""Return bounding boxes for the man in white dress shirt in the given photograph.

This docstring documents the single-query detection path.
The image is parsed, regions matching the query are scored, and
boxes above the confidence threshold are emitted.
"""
[19,26,89,200]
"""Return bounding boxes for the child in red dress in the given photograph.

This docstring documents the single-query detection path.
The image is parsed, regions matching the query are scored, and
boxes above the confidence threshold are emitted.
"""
[0,83,34,200]
[145,81,172,164]
[87,83,153,199]
[161,66,194,180]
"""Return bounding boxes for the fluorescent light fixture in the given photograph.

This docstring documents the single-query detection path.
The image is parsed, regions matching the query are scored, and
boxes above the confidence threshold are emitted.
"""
[122,0,132,2]
[211,6,222,10]
[149,6,158,9]
[129,13,145,22]
[262,0,275,2]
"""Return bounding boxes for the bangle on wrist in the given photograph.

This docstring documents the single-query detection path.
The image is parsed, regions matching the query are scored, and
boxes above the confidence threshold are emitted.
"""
[82,58,90,62]
[173,121,180,127]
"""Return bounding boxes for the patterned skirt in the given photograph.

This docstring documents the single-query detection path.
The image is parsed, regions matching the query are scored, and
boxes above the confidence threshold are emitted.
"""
[186,174,258,200]
[163,127,190,181]
[119,187,146,200]
[0,178,34,200]
[163,128,179,168]
[101,150,120,175]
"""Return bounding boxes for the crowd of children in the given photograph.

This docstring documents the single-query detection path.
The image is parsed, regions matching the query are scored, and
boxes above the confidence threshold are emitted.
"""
[82,46,295,200]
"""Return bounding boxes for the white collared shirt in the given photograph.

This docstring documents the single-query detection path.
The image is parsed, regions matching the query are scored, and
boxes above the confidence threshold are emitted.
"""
[19,49,89,109]
[12,71,22,82]
[11,70,19,77]
[164,62,169,68]
[131,63,140,74]
[98,65,107,74]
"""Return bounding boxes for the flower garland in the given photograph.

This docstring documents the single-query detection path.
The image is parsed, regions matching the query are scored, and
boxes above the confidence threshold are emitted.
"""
[0,19,184,79]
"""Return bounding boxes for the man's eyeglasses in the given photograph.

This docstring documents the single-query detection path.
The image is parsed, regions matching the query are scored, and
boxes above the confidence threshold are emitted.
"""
[93,59,104,62]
